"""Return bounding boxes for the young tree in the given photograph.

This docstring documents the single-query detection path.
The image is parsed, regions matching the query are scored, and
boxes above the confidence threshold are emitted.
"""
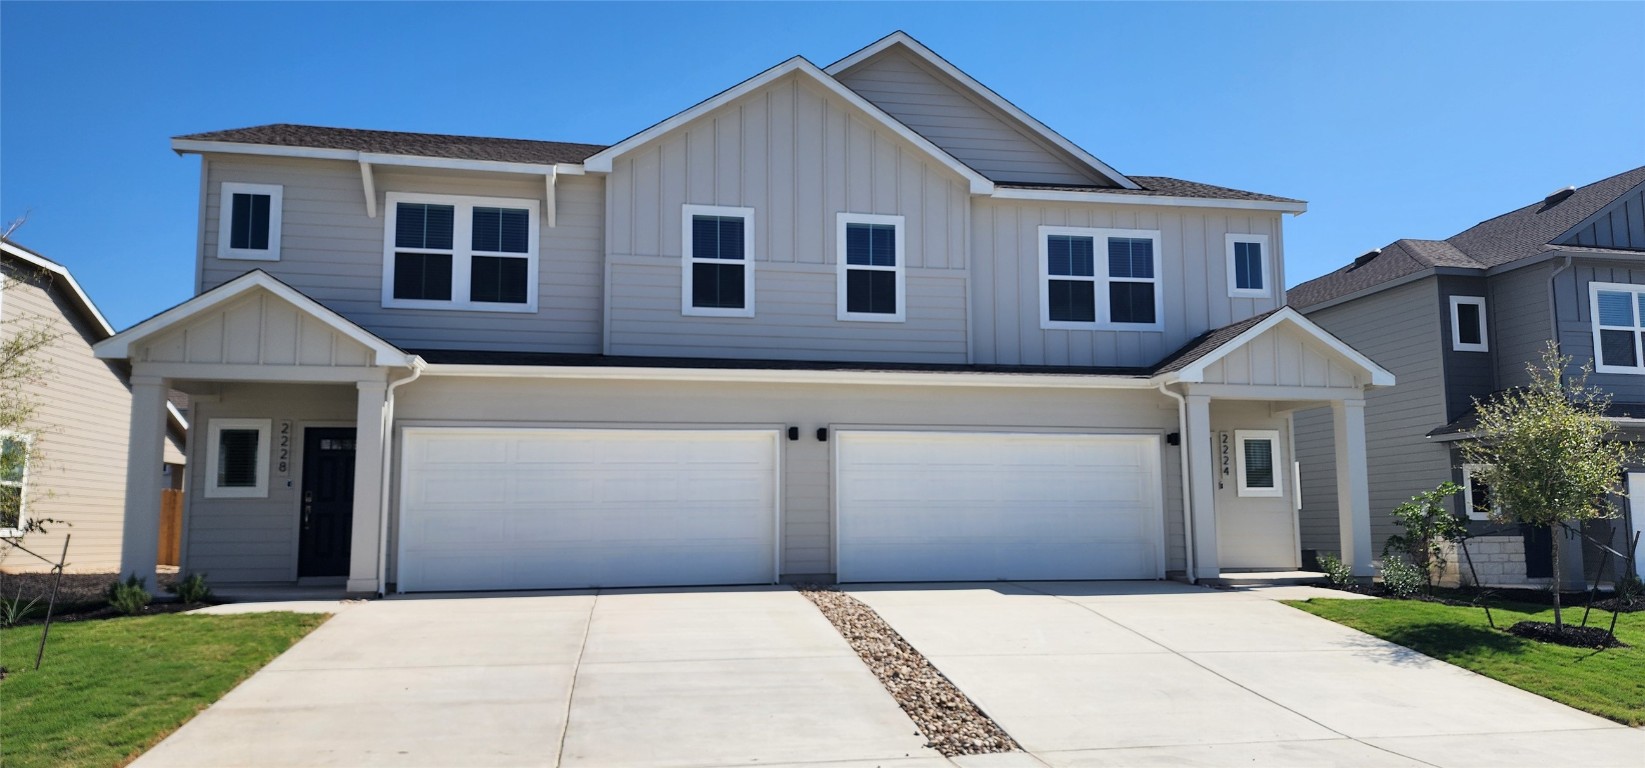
[1461,343,1631,629]
[0,255,63,562]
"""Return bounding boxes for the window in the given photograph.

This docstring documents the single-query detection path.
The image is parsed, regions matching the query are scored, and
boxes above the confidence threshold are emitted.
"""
[1234,430,1282,498]
[1450,296,1488,352]
[217,183,283,261]
[1461,463,1495,521]
[682,204,755,317]
[382,193,539,312]
[1590,282,1645,374]
[1226,234,1271,298]
[206,419,270,499]
[0,433,30,535]
[837,213,905,322]
[1039,226,1163,330]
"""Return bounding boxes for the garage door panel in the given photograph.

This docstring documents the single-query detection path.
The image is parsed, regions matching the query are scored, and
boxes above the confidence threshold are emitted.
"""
[837,431,1162,582]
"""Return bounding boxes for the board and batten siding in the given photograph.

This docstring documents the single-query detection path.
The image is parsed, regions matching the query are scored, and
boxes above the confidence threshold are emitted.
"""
[1564,186,1645,251]
[1294,277,1450,555]
[1550,259,1645,399]
[604,71,972,363]
[832,47,1100,186]
[135,289,375,368]
[972,199,1285,368]
[199,155,605,354]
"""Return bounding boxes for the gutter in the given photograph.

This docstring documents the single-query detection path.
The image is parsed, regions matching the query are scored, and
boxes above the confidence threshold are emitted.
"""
[418,363,1161,390]
[375,357,426,596]
[1156,382,1197,582]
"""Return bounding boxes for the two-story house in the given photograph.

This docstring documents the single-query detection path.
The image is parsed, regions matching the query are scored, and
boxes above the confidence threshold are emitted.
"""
[1291,166,1645,587]
[95,33,1392,594]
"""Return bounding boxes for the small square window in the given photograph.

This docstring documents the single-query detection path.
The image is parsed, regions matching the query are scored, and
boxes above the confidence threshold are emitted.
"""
[206,419,270,499]
[1235,429,1283,498]
[1226,234,1270,298]
[1450,296,1488,352]
[218,183,283,261]
[838,214,905,322]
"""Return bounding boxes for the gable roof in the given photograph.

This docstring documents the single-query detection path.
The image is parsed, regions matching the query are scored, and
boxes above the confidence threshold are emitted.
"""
[1152,306,1395,387]
[174,124,605,166]
[826,31,1138,190]
[1292,165,1645,310]
[999,177,1304,205]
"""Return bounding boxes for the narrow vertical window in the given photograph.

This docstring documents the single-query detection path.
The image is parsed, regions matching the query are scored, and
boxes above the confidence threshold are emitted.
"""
[837,213,905,322]
[206,419,271,499]
[217,183,283,260]
[1462,464,1495,520]
[1449,296,1488,352]
[392,202,456,302]
[1235,430,1283,498]
[682,204,755,317]
[1107,237,1156,325]
[1046,235,1097,323]
[0,434,30,533]
[1226,234,1271,298]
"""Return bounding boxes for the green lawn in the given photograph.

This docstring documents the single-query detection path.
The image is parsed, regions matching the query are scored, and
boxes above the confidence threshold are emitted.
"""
[1288,598,1645,726]
[1,612,327,768]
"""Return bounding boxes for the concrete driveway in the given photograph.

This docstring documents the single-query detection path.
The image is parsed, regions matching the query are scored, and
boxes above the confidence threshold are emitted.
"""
[847,580,1645,768]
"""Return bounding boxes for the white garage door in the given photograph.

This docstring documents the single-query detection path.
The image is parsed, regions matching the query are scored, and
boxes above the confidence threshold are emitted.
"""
[837,431,1163,582]
[397,428,778,592]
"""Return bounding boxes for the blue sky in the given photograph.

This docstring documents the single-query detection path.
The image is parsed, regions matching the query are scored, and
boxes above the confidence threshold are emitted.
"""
[2,1,1641,329]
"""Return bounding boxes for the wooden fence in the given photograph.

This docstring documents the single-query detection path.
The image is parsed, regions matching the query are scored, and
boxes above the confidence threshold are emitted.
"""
[157,489,183,566]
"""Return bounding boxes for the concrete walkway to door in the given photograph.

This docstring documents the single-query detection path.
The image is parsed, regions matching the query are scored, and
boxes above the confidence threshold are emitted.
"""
[847,580,1645,768]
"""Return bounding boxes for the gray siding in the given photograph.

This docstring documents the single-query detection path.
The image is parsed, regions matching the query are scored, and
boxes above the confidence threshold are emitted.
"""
[833,47,1101,186]
[972,199,1285,367]
[1554,259,1645,398]
[604,71,973,363]
[1294,278,1451,555]
[1437,275,1496,420]
[1563,185,1645,250]
[200,155,604,354]
[1490,261,1555,390]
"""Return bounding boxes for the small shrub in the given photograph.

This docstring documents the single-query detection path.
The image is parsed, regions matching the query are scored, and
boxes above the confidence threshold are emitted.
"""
[106,575,152,615]
[1382,482,1467,593]
[1317,552,1355,586]
[0,587,39,627]
[1616,572,1643,604]
[168,573,213,604]
[1379,557,1426,598]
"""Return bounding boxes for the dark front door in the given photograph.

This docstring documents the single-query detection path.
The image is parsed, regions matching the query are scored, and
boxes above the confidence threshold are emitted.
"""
[299,428,356,578]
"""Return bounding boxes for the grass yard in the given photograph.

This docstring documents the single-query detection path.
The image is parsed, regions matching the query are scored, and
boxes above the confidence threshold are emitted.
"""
[0,611,327,768]
[1288,598,1645,726]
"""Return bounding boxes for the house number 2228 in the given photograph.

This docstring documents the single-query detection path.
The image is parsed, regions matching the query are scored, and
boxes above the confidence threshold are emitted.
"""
[276,420,292,476]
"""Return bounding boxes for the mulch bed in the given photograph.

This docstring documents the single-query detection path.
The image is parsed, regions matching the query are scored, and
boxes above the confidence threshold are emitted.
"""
[797,585,1020,757]
[1507,621,1629,649]
[1,571,188,626]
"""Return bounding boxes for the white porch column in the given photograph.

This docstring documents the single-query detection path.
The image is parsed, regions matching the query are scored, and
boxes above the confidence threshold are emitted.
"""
[346,381,387,594]
[1332,399,1375,578]
[119,376,170,584]
[1184,394,1220,581]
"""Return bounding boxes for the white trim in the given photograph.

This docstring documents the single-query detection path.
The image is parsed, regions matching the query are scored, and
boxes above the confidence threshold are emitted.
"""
[0,431,32,537]
[992,186,1307,214]
[359,162,377,219]
[171,139,578,177]
[94,270,413,367]
[825,32,1139,190]
[1161,307,1397,388]
[2,240,115,339]
[581,57,994,195]
[1449,295,1489,353]
[1234,429,1282,498]
[1226,234,1271,299]
[1589,281,1645,375]
[419,362,1159,390]
[381,192,540,314]
[216,182,283,261]
[205,418,271,499]
[1037,226,1164,332]
[682,204,756,318]
[1462,463,1495,521]
[836,213,906,323]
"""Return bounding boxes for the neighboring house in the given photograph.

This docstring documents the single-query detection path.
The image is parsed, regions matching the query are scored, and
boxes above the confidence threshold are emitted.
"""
[95,32,1392,594]
[1291,166,1645,586]
[0,239,187,573]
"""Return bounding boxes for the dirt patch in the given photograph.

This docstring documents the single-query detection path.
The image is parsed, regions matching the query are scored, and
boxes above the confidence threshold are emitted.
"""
[1507,620,1628,649]
[1,571,185,625]
[797,585,1020,757]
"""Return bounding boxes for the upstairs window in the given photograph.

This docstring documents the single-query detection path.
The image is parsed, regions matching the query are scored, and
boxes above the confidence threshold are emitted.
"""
[1235,429,1283,498]
[1450,296,1488,352]
[1591,282,1645,374]
[1039,226,1163,330]
[0,433,30,534]
[837,213,905,322]
[682,204,755,318]
[382,193,538,313]
[1226,234,1270,298]
[206,419,269,499]
[217,183,282,261]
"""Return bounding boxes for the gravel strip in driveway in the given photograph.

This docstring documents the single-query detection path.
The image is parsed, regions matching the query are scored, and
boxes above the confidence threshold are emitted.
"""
[798,585,1021,757]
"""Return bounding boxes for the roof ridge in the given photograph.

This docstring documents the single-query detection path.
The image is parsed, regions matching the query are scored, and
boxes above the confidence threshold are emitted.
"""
[1444,164,1645,247]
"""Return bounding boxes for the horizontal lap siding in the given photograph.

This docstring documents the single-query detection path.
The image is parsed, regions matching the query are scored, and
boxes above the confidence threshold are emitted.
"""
[1295,278,1450,554]
[972,199,1285,368]
[606,72,971,363]
[200,156,603,354]
[1491,262,1553,390]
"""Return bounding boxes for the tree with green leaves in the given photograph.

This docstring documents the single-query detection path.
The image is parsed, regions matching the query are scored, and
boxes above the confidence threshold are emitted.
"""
[1460,342,1631,629]
[0,257,64,560]
[1382,482,1467,593]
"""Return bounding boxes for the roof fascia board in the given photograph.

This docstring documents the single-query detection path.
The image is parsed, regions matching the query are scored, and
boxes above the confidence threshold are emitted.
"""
[171,139,582,176]
[419,362,1155,390]
[2,240,117,338]
[1156,307,1395,387]
[992,186,1307,214]
[581,57,994,195]
[825,32,1139,191]
[1292,268,1440,314]
[94,270,412,367]
[1551,177,1645,246]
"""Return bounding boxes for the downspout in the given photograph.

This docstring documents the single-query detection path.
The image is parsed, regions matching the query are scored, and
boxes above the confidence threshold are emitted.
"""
[1157,382,1196,581]
[1548,254,1573,360]
[375,358,425,597]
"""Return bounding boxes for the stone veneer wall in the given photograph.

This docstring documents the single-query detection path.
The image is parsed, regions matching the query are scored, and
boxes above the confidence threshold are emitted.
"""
[1434,535,1542,587]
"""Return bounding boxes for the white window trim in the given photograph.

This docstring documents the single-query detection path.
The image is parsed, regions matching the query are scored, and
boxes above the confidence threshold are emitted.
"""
[1449,295,1489,352]
[217,182,283,261]
[836,212,907,323]
[205,419,271,499]
[1234,429,1283,498]
[681,204,756,318]
[1462,463,1495,521]
[380,192,540,314]
[1590,281,1645,374]
[1038,226,1165,331]
[0,431,32,537]
[1225,233,1271,299]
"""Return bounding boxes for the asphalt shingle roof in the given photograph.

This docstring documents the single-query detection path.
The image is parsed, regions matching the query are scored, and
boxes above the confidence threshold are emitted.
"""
[176,124,607,166]
[997,177,1303,204]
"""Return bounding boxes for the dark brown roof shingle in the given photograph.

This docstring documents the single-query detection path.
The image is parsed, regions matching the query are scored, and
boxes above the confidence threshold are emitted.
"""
[176,124,608,165]
[997,176,1303,204]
